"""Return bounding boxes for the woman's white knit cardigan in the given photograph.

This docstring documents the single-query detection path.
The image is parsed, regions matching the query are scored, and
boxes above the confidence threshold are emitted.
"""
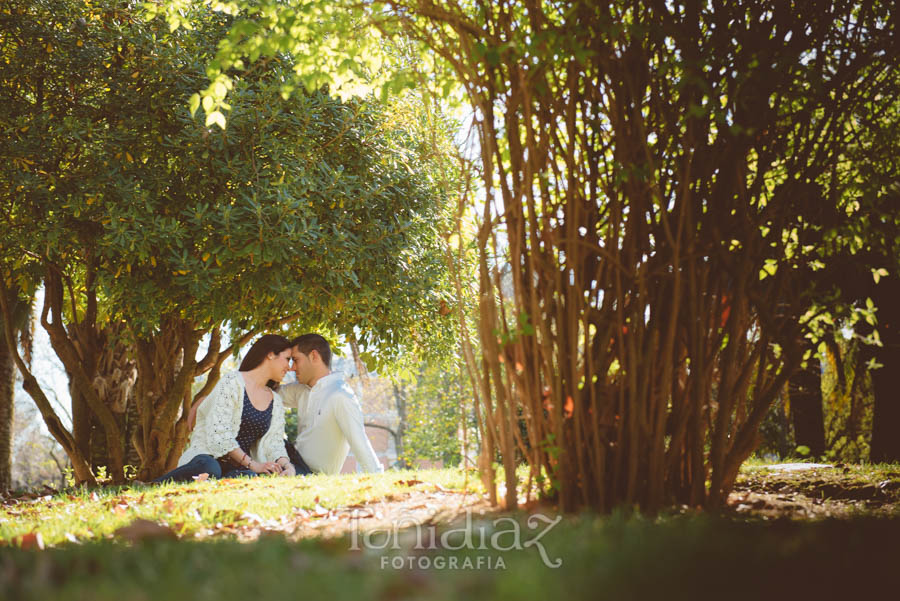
[178,370,286,467]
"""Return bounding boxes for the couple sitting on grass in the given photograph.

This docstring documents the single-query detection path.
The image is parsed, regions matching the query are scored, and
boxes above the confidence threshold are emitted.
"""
[154,334,384,483]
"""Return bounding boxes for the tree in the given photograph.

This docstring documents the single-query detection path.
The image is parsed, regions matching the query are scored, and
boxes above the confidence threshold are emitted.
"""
[1,0,456,481]
[155,1,899,510]
[11,385,70,490]
[821,333,874,462]
[841,95,900,464]
[398,361,472,467]
[803,60,900,462]
[0,284,34,490]
[375,1,896,510]
[788,349,826,459]
[0,313,13,490]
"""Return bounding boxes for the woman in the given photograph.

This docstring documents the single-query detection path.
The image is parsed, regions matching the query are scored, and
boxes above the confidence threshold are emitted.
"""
[154,334,296,483]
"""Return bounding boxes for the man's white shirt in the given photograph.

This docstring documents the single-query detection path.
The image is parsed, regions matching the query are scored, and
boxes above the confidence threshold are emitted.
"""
[279,372,384,474]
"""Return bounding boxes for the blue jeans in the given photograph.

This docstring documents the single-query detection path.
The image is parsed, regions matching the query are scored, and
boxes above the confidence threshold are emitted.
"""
[152,454,259,483]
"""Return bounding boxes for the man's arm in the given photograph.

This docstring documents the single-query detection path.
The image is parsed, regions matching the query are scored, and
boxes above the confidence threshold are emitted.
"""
[333,395,385,473]
[278,382,309,412]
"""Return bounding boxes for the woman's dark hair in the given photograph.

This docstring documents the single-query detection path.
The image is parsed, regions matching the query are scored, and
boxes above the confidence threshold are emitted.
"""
[239,334,292,389]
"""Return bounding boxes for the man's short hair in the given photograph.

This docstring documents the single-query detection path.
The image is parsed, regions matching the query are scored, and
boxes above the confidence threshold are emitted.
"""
[291,334,332,368]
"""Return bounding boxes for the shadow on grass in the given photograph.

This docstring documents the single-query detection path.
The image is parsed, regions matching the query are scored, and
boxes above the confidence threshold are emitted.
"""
[2,512,898,601]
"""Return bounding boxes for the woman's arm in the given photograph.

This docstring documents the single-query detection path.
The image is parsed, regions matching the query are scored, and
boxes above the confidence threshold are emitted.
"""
[224,447,280,474]
[262,392,292,475]
[201,373,246,459]
[187,396,205,432]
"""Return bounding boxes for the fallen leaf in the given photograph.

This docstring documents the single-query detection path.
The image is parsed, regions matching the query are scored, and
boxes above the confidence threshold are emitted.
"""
[114,519,177,542]
[17,532,44,550]
[240,512,264,525]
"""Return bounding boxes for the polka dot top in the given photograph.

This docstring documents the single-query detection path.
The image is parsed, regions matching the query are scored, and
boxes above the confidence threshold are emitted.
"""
[234,389,273,456]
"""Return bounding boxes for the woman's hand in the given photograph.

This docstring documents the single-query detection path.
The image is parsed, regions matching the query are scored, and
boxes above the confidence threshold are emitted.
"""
[280,463,296,477]
[249,460,281,474]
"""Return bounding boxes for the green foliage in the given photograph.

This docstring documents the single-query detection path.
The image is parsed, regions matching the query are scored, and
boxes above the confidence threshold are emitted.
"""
[1,0,455,355]
[114,0,900,505]
[1,0,465,479]
[821,337,874,463]
[755,395,794,460]
[398,361,474,467]
[145,0,388,115]
[283,403,298,443]
[151,0,471,126]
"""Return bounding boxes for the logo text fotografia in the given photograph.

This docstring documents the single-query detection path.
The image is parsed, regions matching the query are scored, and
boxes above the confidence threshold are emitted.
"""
[348,510,563,570]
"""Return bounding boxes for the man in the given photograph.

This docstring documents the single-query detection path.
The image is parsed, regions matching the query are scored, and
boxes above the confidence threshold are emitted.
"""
[279,334,385,475]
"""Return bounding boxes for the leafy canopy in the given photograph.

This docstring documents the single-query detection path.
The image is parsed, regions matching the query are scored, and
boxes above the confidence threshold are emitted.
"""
[1,0,455,358]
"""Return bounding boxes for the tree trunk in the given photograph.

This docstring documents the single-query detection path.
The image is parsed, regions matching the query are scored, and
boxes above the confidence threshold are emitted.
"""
[870,279,900,462]
[788,354,826,458]
[392,381,407,467]
[132,321,266,481]
[123,388,142,469]
[90,328,137,476]
[870,348,900,462]
[349,337,369,382]
[0,326,14,490]
[69,383,92,470]
[0,277,96,485]
[133,323,202,481]
[42,269,126,483]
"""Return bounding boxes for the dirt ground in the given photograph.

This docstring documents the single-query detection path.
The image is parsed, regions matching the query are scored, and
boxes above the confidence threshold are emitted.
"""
[192,486,499,543]
[221,463,900,543]
[726,463,900,519]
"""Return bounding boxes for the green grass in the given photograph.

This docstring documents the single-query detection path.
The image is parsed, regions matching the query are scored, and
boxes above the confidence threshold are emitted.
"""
[4,463,900,600]
[6,462,899,548]
[736,461,900,504]
[2,512,899,601]
[0,468,480,546]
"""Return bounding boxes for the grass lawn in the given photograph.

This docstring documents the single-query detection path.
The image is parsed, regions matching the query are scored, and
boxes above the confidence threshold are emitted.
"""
[0,468,477,546]
[2,464,899,600]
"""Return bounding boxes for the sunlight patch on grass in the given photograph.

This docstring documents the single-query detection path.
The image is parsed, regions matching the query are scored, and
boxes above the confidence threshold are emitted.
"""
[0,468,482,547]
